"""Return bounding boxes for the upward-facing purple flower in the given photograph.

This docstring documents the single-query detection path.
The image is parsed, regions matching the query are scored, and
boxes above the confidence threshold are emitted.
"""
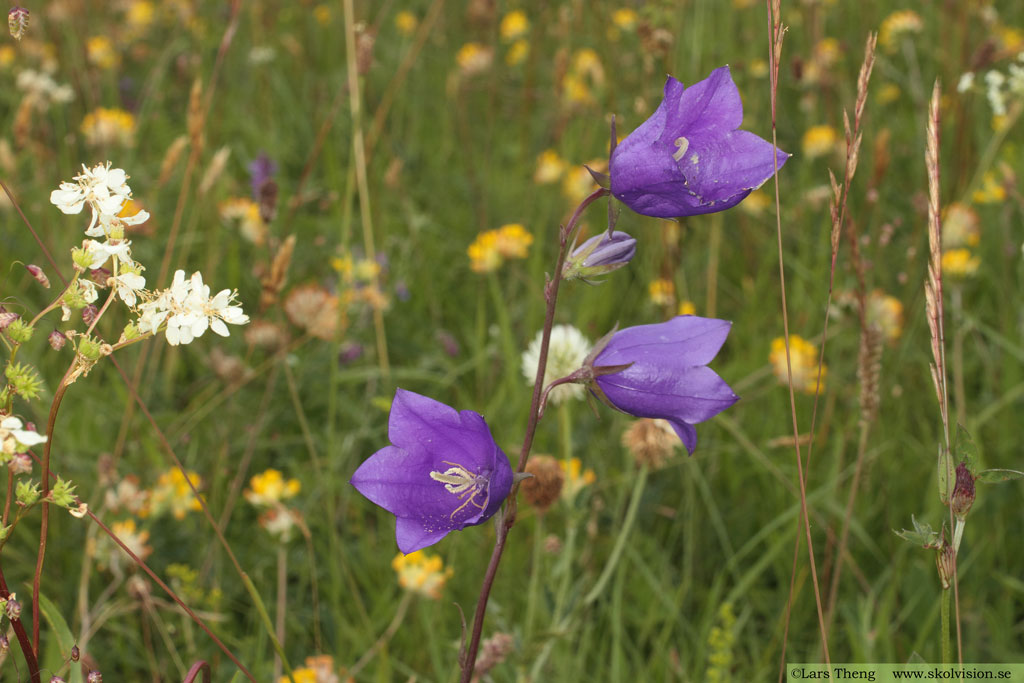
[610,66,789,218]
[350,389,513,553]
[589,316,738,454]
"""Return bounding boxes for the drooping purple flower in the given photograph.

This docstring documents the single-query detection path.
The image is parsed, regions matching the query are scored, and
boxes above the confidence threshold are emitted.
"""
[589,316,738,454]
[248,152,278,200]
[610,66,789,219]
[350,389,513,553]
[562,230,637,281]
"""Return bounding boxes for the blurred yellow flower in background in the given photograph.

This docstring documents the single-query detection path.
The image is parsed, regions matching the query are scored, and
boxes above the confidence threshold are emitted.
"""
[392,551,453,599]
[649,279,675,306]
[499,10,529,42]
[770,335,826,394]
[867,291,904,343]
[971,171,1006,204]
[534,149,567,184]
[559,457,596,502]
[395,10,417,36]
[942,202,980,248]
[468,224,533,273]
[802,124,839,159]
[941,248,979,278]
[678,300,697,316]
[86,35,119,69]
[219,197,266,245]
[81,107,136,147]
[144,468,203,520]
[879,10,923,52]
[612,9,638,31]
[245,469,301,507]
[506,39,529,66]
[456,42,492,75]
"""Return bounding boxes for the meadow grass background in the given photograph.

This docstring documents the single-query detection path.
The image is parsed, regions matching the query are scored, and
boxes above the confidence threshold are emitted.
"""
[2,0,1023,680]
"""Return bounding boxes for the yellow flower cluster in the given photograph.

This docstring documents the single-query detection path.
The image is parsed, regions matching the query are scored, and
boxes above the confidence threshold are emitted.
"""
[277,654,338,683]
[802,124,839,159]
[81,107,136,147]
[562,48,605,105]
[467,224,534,273]
[879,10,923,52]
[86,35,119,69]
[971,171,1006,204]
[942,202,980,248]
[395,10,417,36]
[499,11,529,42]
[770,335,826,394]
[245,468,301,507]
[219,197,266,245]
[867,290,904,343]
[143,468,203,520]
[559,457,596,502]
[456,42,492,76]
[392,551,453,599]
[648,279,675,306]
[941,248,980,278]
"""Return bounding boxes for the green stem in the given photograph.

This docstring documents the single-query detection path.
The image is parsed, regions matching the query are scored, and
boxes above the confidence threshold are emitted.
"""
[523,513,544,648]
[242,574,296,683]
[941,587,952,664]
[583,466,649,605]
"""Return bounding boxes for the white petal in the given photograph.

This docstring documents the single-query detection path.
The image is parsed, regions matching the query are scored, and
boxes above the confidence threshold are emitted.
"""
[210,318,229,337]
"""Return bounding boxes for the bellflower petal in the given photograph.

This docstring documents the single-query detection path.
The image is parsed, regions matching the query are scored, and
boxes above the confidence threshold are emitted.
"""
[351,389,513,553]
[592,316,738,454]
[610,66,789,218]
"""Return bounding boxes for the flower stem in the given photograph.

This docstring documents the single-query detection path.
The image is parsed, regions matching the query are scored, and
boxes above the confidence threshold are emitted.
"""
[583,466,648,605]
[941,586,952,664]
[459,186,609,683]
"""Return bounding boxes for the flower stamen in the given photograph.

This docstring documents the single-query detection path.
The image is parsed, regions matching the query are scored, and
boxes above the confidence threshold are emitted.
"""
[672,136,690,162]
[429,461,490,520]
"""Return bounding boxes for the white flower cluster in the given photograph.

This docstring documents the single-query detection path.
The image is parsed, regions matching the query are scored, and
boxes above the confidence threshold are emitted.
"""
[15,69,73,107]
[137,270,249,346]
[958,53,1024,117]
[521,325,591,405]
[50,163,249,346]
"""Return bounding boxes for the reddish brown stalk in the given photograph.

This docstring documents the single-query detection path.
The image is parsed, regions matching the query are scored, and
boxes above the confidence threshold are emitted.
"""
[0,565,40,682]
[183,661,212,683]
[1,178,68,288]
[765,0,832,678]
[459,187,609,683]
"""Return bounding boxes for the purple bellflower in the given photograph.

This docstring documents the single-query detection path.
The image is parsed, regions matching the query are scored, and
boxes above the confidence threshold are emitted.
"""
[350,389,513,553]
[609,66,789,218]
[587,316,738,454]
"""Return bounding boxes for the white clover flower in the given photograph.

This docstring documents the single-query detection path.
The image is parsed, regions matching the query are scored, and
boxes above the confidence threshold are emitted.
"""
[956,72,975,93]
[521,324,591,405]
[0,416,47,455]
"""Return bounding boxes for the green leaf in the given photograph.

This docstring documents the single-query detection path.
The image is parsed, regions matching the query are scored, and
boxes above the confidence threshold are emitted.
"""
[894,514,942,548]
[39,591,84,683]
[937,443,954,504]
[952,424,980,473]
[976,468,1024,484]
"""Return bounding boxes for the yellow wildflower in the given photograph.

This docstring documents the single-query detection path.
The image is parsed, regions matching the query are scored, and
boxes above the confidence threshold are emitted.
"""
[126,1,156,30]
[499,10,529,42]
[81,107,136,147]
[562,74,592,105]
[941,249,979,278]
[867,290,904,343]
[877,83,901,105]
[468,230,502,273]
[971,171,1006,204]
[996,25,1023,52]
[559,457,596,501]
[649,279,675,307]
[392,551,453,599]
[0,45,15,68]
[879,10,923,52]
[495,223,533,258]
[86,35,119,69]
[678,300,696,316]
[102,519,152,573]
[802,124,839,159]
[534,149,567,184]
[748,59,768,78]
[278,669,317,683]
[942,202,980,248]
[245,469,301,507]
[612,9,638,31]
[814,38,840,67]
[456,42,492,75]
[571,48,604,85]
[740,189,771,216]
[770,335,826,394]
[395,10,417,36]
[561,159,606,203]
[219,197,266,245]
[506,39,529,66]
[313,5,331,26]
[144,468,204,520]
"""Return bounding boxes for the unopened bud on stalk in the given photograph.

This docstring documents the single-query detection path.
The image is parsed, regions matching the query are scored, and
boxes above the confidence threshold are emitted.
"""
[49,329,67,351]
[82,305,99,326]
[71,645,80,662]
[562,230,636,281]
[5,597,21,620]
[25,264,50,288]
[935,544,955,590]
[9,453,32,475]
[87,671,103,683]
[950,462,975,520]
[0,308,18,330]
[8,7,29,41]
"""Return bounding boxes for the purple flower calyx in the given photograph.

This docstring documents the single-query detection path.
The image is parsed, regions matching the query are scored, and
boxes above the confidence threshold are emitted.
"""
[562,231,637,281]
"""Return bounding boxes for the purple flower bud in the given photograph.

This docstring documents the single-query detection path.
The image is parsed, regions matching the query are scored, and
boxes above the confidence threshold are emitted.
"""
[350,389,513,553]
[87,672,103,683]
[25,264,50,289]
[49,330,67,351]
[563,230,637,280]
[248,152,278,200]
[9,453,32,475]
[8,7,29,41]
[71,645,80,662]
[82,305,99,326]
[950,461,975,520]
[5,598,21,620]
[89,268,111,286]
[338,342,363,365]
[610,67,789,218]
[0,309,18,330]
[589,316,738,454]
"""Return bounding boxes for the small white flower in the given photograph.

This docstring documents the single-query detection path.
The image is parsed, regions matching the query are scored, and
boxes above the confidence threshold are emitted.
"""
[84,239,134,269]
[112,271,146,307]
[521,324,591,405]
[49,162,132,223]
[139,270,249,346]
[0,416,47,454]
[956,72,975,93]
